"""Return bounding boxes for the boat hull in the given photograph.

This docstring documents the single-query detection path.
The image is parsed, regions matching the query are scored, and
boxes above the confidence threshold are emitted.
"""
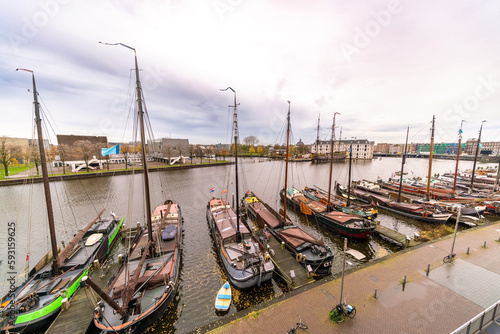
[93,202,183,334]
[245,194,333,276]
[314,213,375,240]
[0,215,123,334]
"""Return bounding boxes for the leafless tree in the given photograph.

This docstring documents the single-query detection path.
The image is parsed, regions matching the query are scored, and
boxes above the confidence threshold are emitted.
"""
[162,145,173,164]
[29,143,41,176]
[74,140,96,172]
[58,144,69,174]
[0,138,12,176]
[121,144,132,169]
[178,144,188,164]
[243,135,259,147]
[196,145,204,164]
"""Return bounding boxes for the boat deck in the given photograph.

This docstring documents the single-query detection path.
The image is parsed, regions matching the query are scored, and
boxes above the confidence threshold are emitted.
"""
[266,234,314,289]
[374,224,420,248]
[44,260,119,334]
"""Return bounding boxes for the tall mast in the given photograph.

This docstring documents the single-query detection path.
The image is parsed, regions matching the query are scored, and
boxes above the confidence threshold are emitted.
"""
[327,112,340,211]
[17,69,59,275]
[315,114,320,155]
[99,42,153,241]
[425,115,435,201]
[470,120,486,190]
[221,87,241,242]
[398,127,409,203]
[453,120,466,193]
[283,101,291,221]
[347,142,353,206]
[133,48,154,242]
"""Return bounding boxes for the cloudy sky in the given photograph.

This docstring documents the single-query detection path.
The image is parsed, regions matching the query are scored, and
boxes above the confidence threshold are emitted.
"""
[1,0,500,146]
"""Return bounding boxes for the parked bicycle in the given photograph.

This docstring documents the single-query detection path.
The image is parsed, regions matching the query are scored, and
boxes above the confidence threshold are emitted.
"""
[330,302,356,323]
[443,252,456,263]
[286,316,308,333]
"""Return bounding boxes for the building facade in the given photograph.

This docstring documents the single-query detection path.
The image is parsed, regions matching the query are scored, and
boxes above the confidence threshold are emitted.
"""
[311,139,374,159]
[465,139,500,155]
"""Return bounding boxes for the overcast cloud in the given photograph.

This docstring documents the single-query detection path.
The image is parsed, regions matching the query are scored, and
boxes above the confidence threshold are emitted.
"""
[1,0,499,146]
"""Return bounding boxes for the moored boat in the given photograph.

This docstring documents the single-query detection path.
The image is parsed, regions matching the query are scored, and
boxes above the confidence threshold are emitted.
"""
[206,87,273,289]
[243,193,333,275]
[92,200,183,333]
[207,198,274,288]
[88,43,183,334]
[0,70,123,334]
[303,186,378,220]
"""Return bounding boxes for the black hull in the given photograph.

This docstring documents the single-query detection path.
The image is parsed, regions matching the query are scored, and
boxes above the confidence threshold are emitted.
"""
[246,193,333,276]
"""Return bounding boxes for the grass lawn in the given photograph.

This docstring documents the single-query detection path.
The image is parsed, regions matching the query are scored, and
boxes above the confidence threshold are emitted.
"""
[0,164,31,180]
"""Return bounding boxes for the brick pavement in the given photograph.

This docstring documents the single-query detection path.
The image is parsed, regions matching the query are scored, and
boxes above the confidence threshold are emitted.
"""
[204,221,500,334]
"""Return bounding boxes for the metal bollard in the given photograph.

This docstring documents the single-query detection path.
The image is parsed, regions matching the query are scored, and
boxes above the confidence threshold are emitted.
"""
[374,288,378,299]
[467,247,470,255]
[402,275,407,292]
[426,264,430,276]
[483,241,487,248]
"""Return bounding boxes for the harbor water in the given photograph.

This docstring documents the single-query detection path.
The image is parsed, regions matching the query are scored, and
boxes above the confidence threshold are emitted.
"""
[0,157,494,333]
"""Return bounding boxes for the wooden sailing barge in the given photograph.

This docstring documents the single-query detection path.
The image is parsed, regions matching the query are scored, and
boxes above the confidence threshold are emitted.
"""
[206,87,274,289]
[87,43,183,334]
[0,70,123,334]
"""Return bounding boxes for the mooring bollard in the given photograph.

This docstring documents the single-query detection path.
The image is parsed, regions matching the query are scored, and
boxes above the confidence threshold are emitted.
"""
[426,264,430,276]
[467,247,470,255]
[374,288,378,299]
[402,275,407,291]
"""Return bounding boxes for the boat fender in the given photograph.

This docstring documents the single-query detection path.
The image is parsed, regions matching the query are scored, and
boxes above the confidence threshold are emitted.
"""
[264,252,271,262]
[423,211,428,218]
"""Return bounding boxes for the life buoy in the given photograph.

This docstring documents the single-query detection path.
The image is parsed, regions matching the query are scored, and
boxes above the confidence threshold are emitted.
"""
[296,253,303,262]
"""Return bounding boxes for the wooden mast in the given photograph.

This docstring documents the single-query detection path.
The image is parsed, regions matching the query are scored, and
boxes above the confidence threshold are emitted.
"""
[347,143,353,206]
[397,127,409,203]
[315,114,320,158]
[221,87,241,242]
[326,112,340,211]
[283,101,291,222]
[17,69,60,275]
[470,120,486,190]
[426,115,435,201]
[452,120,465,193]
[132,47,154,244]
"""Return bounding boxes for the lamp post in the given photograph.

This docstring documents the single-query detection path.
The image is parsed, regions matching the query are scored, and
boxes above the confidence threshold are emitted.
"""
[470,120,486,190]
[220,87,241,243]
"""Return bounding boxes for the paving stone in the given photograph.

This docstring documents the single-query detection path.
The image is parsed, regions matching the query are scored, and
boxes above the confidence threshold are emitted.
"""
[428,259,500,309]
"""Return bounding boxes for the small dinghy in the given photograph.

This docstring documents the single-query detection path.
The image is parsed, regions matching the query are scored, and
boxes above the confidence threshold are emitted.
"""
[215,282,232,311]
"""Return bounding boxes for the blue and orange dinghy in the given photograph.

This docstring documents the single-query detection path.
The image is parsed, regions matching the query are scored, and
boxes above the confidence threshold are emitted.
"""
[215,282,232,311]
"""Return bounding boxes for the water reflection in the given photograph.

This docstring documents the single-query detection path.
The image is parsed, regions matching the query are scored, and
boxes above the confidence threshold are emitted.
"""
[0,157,493,333]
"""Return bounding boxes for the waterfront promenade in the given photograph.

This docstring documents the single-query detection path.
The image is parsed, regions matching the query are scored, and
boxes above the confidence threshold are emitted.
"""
[205,221,500,334]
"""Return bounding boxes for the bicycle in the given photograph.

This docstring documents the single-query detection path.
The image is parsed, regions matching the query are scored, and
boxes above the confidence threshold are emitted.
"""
[330,302,356,323]
[443,252,456,263]
[286,316,308,333]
